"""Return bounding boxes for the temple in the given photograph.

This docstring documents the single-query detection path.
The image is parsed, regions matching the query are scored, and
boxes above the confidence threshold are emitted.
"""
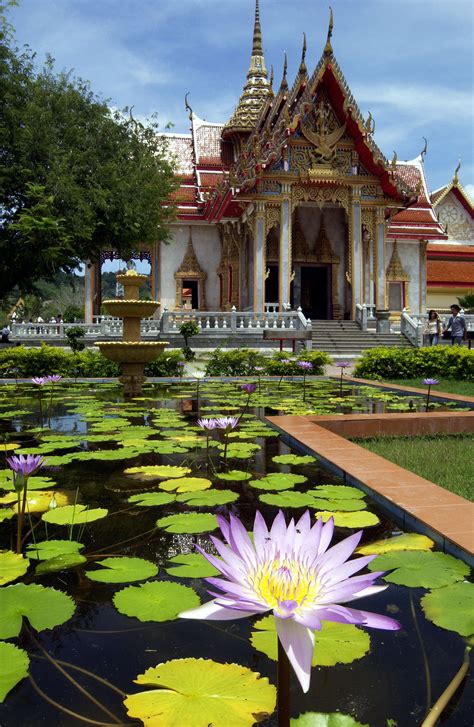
[84,2,473,324]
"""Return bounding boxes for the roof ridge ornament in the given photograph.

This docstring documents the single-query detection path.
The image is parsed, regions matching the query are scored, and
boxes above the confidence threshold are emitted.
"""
[252,0,263,56]
[281,52,289,92]
[453,158,461,185]
[324,7,334,56]
[184,92,193,121]
[420,136,428,160]
[299,33,308,76]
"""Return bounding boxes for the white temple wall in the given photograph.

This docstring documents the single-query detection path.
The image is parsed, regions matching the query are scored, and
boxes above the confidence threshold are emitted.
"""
[386,240,422,312]
[159,224,220,310]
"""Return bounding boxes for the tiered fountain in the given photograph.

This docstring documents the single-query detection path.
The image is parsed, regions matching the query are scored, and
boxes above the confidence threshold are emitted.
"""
[97,270,168,396]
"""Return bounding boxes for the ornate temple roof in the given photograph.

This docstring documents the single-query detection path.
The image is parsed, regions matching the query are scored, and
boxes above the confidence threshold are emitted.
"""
[222,0,271,138]
[431,162,474,218]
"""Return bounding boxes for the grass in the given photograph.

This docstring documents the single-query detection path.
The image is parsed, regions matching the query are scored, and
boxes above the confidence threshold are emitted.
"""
[354,434,474,501]
[382,378,474,398]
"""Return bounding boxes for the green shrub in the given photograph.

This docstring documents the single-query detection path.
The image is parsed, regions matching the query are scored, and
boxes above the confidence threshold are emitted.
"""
[265,350,331,376]
[65,326,86,353]
[0,344,183,378]
[353,346,474,381]
[205,348,267,376]
[145,350,184,377]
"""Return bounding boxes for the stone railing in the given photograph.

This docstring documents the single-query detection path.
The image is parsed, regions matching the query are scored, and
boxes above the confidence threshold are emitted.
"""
[408,313,474,343]
[355,304,376,331]
[11,308,311,342]
[400,310,424,347]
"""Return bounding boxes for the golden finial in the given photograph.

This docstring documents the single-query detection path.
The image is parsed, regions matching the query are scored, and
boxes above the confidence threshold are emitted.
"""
[324,7,334,56]
[420,136,428,160]
[269,65,274,88]
[390,150,397,170]
[365,111,375,136]
[252,0,263,57]
[299,33,307,76]
[453,158,461,184]
[281,52,288,92]
[184,92,193,121]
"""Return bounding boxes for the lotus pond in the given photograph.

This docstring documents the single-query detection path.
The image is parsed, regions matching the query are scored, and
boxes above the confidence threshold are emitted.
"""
[0,377,472,727]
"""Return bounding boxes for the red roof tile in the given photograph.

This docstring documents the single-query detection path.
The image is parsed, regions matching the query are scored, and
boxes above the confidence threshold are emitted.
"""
[427,260,474,285]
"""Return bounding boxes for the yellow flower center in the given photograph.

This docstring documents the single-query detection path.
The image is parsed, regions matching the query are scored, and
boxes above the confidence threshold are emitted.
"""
[249,558,320,610]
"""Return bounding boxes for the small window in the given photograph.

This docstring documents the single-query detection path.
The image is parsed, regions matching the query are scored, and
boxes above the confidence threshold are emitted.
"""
[388,281,404,311]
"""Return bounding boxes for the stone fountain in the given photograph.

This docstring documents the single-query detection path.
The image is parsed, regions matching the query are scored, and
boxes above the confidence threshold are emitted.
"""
[96,270,168,396]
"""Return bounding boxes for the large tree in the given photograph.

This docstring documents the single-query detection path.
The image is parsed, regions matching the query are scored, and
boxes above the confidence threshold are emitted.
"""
[0,4,177,296]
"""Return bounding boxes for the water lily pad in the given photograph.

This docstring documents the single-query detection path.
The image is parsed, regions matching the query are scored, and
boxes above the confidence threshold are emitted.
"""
[114,581,200,622]
[25,539,84,560]
[249,473,307,491]
[125,465,191,479]
[251,616,370,667]
[0,474,57,491]
[0,509,15,522]
[310,498,367,512]
[165,553,220,578]
[2,490,72,514]
[259,491,317,508]
[291,713,368,727]
[215,470,252,482]
[357,533,434,556]
[124,658,276,727]
[156,513,218,534]
[86,556,158,583]
[421,582,474,636]
[176,490,239,507]
[315,511,380,528]
[272,454,317,465]
[0,443,20,452]
[42,504,108,525]
[311,485,365,501]
[218,443,261,459]
[369,551,469,588]
[0,642,30,703]
[159,477,212,494]
[35,553,87,574]
[128,492,176,507]
[0,583,75,638]
[0,551,29,585]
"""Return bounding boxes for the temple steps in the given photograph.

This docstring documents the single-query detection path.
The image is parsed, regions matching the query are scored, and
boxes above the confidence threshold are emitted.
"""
[311,320,410,357]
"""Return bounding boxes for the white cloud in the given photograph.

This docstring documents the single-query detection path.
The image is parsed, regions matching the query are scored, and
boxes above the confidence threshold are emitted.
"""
[464,184,474,203]
[353,84,473,124]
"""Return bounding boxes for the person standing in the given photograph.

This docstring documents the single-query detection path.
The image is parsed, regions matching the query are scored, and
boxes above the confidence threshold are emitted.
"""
[1,324,10,343]
[424,310,441,346]
[444,304,466,346]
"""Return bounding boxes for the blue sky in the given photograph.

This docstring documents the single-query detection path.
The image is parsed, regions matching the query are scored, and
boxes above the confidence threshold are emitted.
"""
[10,0,474,197]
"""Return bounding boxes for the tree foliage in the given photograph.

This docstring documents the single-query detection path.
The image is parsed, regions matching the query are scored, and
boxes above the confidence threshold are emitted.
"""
[0,5,177,295]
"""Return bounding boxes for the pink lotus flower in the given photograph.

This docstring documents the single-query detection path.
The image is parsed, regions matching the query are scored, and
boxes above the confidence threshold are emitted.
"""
[31,377,47,386]
[180,510,400,692]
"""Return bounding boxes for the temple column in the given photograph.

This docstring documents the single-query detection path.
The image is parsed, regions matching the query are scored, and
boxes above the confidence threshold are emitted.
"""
[375,208,386,310]
[279,188,291,311]
[253,202,266,313]
[93,261,102,318]
[351,187,362,318]
[369,235,375,306]
[84,260,94,324]
[150,243,160,318]
[419,240,427,313]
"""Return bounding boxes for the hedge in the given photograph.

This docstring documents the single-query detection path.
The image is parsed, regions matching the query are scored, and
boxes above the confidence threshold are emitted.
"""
[204,348,331,377]
[0,345,184,378]
[353,346,474,381]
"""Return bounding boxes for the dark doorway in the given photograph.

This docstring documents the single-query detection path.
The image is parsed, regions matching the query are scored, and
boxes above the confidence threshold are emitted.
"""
[300,266,331,319]
[265,265,279,305]
[183,280,199,309]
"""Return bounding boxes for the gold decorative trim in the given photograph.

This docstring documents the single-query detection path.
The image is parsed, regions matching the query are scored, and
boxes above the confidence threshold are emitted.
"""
[292,184,350,212]
[174,227,207,310]
[386,240,410,281]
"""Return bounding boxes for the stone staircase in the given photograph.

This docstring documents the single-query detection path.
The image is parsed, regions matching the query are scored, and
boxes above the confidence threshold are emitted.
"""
[312,320,411,358]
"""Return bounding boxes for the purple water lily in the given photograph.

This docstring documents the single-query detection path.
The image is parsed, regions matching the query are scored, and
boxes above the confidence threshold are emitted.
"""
[180,510,400,692]
[296,361,313,371]
[336,361,351,369]
[423,378,439,411]
[32,377,47,386]
[46,374,62,383]
[215,416,239,430]
[7,454,44,478]
[197,418,219,431]
[254,366,265,372]
[241,383,258,394]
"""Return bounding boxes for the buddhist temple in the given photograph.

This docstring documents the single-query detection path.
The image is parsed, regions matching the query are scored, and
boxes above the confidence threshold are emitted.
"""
[84,1,473,324]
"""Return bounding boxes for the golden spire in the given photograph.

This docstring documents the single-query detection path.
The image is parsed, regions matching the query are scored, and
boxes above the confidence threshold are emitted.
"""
[252,0,263,56]
[223,0,271,135]
[324,7,334,56]
[280,52,288,92]
[299,33,308,76]
[453,158,461,185]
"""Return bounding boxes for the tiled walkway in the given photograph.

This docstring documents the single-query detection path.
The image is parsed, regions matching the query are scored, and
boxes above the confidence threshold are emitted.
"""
[267,414,474,562]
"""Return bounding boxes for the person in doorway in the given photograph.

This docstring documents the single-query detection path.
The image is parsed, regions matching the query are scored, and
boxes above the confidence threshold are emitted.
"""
[1,324,10,343]
[424,310,441,346]
[444,304,466,346]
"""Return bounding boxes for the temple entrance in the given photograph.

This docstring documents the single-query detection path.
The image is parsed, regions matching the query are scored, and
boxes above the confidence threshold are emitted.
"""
[182,280,199,309]
[300,265,331,319]
[265,265,279,306]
